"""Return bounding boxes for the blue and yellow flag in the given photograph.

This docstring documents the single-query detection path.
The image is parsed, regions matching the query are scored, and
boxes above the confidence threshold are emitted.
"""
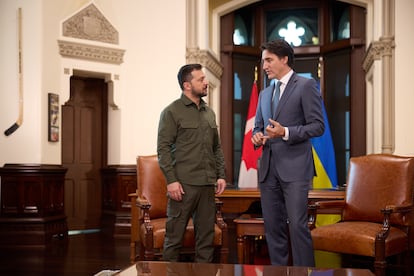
[311,100,342,227]
[311,102,338,189]
[301,75,342,268]
[297,74,341,226]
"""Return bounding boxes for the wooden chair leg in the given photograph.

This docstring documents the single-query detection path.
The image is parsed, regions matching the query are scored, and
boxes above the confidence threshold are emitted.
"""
[139,242,145,261]
[130,241,136,264]
[220,248,229,263]
[374,254,387,276]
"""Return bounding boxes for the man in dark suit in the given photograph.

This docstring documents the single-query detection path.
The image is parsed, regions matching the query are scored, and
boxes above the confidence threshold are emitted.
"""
[251,39,325,266]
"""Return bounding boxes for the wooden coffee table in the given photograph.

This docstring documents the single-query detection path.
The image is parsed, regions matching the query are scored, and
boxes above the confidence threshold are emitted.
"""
[116,261,374,275]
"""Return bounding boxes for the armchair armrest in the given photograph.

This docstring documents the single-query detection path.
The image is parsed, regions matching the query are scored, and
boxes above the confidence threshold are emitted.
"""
[128,192,138,215]
[136,196,151,210]
[129,193,139,240]
[315,200,346,210]
[379,203,413,239]
[383,203,412,214]
[214,197,228,253]
[136,196,153,229]
[129,192,139,263]
[214,198,227,230]
[308,200,345,230]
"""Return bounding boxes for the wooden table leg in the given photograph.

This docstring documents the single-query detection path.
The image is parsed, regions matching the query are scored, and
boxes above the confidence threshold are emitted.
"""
[236,234,245,263]
[247,236,255,264]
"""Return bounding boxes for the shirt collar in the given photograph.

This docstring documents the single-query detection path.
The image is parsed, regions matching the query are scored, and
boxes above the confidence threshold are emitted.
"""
[180,93,206,109]
[279,69,294,86]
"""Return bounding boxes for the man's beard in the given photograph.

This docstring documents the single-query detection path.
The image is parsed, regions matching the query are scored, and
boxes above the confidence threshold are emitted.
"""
[192,89,207,98]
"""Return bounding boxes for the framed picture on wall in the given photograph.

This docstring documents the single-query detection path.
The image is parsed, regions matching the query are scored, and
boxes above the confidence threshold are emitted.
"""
[48,93,59,142]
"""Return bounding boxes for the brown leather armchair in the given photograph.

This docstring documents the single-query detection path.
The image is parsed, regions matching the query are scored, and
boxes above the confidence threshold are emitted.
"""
[308,154,414,276]
[130,155,228,263]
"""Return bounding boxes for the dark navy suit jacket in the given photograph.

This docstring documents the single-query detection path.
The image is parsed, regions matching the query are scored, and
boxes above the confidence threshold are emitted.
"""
[253,72,325,183]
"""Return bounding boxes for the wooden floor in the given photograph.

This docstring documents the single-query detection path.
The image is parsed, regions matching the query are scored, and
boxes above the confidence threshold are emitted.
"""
[0,227,412,275]
[0,229,241,275]
[0,231,131,276]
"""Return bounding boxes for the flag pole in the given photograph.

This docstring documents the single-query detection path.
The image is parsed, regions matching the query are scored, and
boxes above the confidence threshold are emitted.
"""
[254,66,258,82]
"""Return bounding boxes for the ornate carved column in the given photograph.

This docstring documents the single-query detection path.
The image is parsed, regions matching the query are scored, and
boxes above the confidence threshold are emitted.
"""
[363,0,395,154]
[185,0,223,118]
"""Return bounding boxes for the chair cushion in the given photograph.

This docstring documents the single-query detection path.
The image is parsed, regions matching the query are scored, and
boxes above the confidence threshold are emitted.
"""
[312,221,408,257]
[141,218,222,249]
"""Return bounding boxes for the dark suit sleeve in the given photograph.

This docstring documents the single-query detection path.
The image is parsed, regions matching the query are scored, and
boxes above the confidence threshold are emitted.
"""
[253,91,265,136]
[287,77,325,144]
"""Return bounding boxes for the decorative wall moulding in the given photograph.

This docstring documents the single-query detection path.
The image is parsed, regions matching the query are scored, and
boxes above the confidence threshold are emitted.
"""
[62,3,118,45]
[186,47,223,79]
[58,40,125,65]
[362,37,395,72]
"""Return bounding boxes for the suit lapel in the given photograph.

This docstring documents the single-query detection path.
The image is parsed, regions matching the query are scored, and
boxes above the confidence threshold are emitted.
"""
[264,84,275,119]
[274,73,297,119]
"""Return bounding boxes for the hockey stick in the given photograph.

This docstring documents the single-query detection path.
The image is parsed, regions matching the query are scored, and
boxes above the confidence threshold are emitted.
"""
[4,8,23,136]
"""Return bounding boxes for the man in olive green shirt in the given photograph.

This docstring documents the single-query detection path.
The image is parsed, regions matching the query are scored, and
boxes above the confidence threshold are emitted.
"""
[157,63,226,263]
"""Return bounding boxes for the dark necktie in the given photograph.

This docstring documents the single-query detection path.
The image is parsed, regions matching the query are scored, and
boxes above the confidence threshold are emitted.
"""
[272,81,282,115]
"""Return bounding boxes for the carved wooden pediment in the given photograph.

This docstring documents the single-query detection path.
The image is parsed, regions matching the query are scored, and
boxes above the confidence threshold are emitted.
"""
[62,3,118,45]
[59,3,125,64]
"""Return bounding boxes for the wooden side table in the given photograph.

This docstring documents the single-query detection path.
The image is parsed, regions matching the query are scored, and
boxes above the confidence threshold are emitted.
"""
[232,189,346,264]
[233,214,264,264]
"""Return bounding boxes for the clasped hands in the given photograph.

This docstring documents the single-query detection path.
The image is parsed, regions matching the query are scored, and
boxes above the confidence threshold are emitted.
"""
[251,118,285,146]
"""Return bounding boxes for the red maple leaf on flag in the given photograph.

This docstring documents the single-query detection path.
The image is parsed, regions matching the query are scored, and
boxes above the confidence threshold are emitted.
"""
[241,82,262,170]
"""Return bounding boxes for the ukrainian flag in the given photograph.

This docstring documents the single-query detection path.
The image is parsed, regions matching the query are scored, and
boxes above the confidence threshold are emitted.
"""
[300,74,342,268]
[311,100,342,227]
[311,102,338,190]
[296,74,338,190]
[307,78,341,226]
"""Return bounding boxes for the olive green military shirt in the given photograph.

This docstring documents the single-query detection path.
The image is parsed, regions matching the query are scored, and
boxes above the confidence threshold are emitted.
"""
[157,94,226,186]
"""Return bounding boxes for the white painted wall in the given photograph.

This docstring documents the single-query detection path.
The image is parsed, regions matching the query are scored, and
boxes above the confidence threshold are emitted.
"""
[0,0,43,164]
[394,0,414,156]
[0,0,186,166]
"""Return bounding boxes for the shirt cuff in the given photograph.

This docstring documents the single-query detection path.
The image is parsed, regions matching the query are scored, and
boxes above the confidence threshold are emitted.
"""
[282,127,289,141]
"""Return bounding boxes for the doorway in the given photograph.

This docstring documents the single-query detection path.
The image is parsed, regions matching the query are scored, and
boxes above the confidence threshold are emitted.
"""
[62,75,108,230]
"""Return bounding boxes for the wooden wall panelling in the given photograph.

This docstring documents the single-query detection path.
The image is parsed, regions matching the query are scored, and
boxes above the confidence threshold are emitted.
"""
[0,164,68,247]
[101,165,137,238]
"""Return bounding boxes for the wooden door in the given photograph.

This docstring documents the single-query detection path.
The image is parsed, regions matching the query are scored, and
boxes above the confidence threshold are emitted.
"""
[62,76,107,230]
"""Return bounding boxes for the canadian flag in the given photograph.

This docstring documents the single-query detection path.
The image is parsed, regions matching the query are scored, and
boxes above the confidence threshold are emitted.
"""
[238,81,262,188]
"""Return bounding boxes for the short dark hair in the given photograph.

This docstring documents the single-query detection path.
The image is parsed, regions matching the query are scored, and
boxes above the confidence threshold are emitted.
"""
[177,63,202,90]
[260,39,294,67]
